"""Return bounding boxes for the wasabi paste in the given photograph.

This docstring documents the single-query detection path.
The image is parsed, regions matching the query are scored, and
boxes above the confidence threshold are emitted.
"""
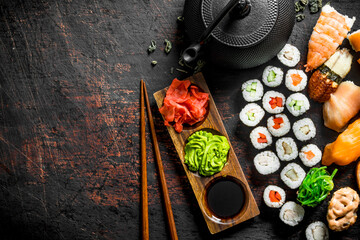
[184,130,230,176]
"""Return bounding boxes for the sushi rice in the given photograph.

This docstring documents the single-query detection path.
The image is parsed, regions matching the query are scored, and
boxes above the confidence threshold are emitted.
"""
[254,151,280,175]
[299,144,322,167]
[305,221,329,240]
[250,126,272,149]
[262,91,286,114]
[263,185,286,208]
[242,79,264,102]
[285,69,308,92]
[276,137,298,161]
[286,93,310,117]
[277,44,301,67]
[267,114,291,137]
[262,66,284,87]
[293,118,316,141]
[280,163,306,189]
[279,201,305,226]
[239,103,265,127]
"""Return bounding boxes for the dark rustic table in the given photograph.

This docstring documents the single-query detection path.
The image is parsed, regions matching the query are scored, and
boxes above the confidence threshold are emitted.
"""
[1,0,360,239]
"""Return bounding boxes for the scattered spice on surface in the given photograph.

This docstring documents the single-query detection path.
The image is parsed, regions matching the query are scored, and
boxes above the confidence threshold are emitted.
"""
[296,14,306,22]
[295,1,305,12]
[177,16,184,23]
[170,67,174,74]
[148,40,156,53]
[176,68,188,73]
[300,0,309,6]
[151,60,157,66]
[164,39,172,54]
[194,59,206,73]
[309,0,322,14]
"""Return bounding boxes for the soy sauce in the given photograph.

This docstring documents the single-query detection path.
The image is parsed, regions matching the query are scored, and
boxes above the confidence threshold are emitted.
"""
[206,178,245,219]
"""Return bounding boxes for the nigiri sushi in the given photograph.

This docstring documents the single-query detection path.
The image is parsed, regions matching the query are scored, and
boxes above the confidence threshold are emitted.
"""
[323,81,360,132]
[305,4,355,72]
[348,29,360,52]
[308,48,353,102]
[322,118,360,166]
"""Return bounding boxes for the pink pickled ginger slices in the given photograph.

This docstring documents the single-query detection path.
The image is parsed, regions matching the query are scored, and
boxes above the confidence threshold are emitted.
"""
[159,78,209,133]
[323,81,360,132]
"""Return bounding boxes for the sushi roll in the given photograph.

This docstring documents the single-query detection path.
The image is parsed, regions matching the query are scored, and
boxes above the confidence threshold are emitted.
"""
[299,144,322,167]
[254,151,280,175]
[262,91,286,114]
[279,201,305,226]
[241,79,264,102]
[276,137,298,161]
[239,103,265,127]
[305,221,329,240]
[277,44,301,67]
[262,66,284,87]
[280,163,306,189]
[285,69,308,92]
[267,114,291,137]
[293,118,316,141]
[263,185,286,208]
[286,93,310,117]
[250,127,272,149]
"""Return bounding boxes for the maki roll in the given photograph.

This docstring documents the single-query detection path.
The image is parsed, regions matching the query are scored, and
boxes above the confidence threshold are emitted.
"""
[285,69,308,92]
[281,163,306,189]
[263,185,286,208]
[267,114,291,137]
[286,93,310,116]
[305,221,329,240]
[262,91,286,114]
[299,144,322,167]
[277,44,301,67]
[293,118,316,141]
[254,151,280,175]
[279,201,305,226]
[262,66,284,87]
[250,127,272,149]
[239,103,265,127]
[276,137,298,161]
[241,79,264,102]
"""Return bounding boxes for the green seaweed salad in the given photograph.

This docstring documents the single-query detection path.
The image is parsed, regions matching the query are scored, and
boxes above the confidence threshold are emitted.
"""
[297,166,337,207]
[184,130,230,177]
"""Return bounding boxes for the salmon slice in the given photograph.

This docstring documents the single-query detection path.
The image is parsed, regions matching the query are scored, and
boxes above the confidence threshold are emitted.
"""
[323,81,360,132]
[305,5,355,72]
[322,118,360,166]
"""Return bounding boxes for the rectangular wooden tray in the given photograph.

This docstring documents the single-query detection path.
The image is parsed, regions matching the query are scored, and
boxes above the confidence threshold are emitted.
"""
[154,73,259,234]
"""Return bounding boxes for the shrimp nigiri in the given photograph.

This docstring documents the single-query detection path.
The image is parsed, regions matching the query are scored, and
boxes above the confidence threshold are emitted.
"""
[305,4,355,72]
[322,118,360,166]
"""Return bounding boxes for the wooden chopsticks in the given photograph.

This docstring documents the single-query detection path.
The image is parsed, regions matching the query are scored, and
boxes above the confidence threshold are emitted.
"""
[140,80,149,240]
[140,80,178,240]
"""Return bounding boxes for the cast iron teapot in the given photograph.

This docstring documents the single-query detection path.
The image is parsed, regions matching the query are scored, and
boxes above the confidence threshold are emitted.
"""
[182,0,295,69]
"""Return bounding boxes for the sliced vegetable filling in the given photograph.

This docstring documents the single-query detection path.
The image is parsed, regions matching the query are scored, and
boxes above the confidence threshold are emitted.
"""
[273,117,284,129]
[269,190,282,202]
[304,150,315,160]
[269,97,283,109]
[289,99,304,110]
[291,73,302,86]
[267,70,276,82]
[257,133,267,143]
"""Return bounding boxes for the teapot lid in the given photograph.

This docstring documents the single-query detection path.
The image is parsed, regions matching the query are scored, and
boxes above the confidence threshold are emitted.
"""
[201,0,278,47]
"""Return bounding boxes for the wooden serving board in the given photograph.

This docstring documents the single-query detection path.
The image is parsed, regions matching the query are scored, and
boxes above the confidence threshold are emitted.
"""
[154,73,260,234]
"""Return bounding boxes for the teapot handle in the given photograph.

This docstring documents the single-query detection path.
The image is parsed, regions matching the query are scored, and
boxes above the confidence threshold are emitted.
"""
[182,0,251,64]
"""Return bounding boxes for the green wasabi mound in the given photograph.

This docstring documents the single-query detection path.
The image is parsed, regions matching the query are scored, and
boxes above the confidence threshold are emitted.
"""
[184,130,230,177]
